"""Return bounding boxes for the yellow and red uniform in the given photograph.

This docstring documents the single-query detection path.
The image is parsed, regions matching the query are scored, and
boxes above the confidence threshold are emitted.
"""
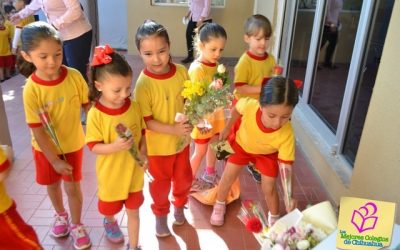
[233,51,276,101]
[228,98,295,177]
[0,21,13,68]
[134,63,192,216]
[0,147,42,249]
[23,66,89,184]
[188,60,225,142]
[85,98,145,214]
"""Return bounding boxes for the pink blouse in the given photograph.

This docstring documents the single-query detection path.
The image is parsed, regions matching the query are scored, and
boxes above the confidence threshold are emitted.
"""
[17,0,91,41]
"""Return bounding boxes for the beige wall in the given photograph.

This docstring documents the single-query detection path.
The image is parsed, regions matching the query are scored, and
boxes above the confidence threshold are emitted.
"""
[126,1,253,57]
[348,1,400,223]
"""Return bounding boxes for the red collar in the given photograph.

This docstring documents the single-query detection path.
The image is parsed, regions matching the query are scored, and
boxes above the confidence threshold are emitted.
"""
[144,63,176,80]
[95,98,131,115]
[246,51,268,61]
[31,66,68,86]
[256,108,277,133]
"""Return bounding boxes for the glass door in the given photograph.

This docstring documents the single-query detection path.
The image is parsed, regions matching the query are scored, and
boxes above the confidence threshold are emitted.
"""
[280,0,394,166]
[342,0,394,163]
[309,0,362,131]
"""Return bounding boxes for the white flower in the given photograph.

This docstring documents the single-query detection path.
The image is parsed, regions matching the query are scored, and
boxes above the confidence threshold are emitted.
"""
[271,243,285,250]
[217,64,226,74]
[296,240,310,250]
[261,239,274,250]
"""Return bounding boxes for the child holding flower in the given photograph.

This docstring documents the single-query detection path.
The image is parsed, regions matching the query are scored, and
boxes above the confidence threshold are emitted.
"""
[134,20,193,238]
[210,77,298,227]
[18,22,91,249]
[234,14,277,183]
[188,22,227,188]
[85,45,146,250]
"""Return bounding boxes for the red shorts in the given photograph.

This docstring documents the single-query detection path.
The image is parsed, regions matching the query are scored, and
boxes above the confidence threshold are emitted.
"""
[32,147,83,185]
[98,191,144,216]
[0,55,14,67]
[227,140,279,177]
[0,202,42,250]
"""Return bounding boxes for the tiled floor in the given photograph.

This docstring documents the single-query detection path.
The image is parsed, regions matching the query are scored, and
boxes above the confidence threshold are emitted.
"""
[1,55,332,250]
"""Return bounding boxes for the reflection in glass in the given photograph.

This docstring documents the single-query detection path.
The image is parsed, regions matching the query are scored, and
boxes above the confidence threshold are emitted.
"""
[343,0,394,163]
[287,5,316,95]
[310,0,360,131]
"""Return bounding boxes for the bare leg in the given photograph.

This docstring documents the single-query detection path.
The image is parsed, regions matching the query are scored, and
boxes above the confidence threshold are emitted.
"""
[63,181,83,224]
[216,162,242,202]
[190,142,208,177]
[47,181,66,213]
[0,67,4,80]
[261,175,279,215]
[205,135,218,171]
[126,208,140,249]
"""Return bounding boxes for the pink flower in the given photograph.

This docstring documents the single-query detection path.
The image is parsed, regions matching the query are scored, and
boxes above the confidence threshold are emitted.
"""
[209,79,223,90]
[175,112,188,123]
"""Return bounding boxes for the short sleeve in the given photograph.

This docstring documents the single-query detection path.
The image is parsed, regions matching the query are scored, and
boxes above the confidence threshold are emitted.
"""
[0,148,10,173]
[85,108,104,147]
[134,76,153,118]
[22,82,42,127]
[234,55,250,85]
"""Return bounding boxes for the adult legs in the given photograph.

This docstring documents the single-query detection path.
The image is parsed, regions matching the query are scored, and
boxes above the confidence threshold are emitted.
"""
[62,30,93,81]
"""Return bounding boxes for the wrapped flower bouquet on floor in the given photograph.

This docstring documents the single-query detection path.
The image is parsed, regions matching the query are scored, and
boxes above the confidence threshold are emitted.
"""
[237,200,337,250]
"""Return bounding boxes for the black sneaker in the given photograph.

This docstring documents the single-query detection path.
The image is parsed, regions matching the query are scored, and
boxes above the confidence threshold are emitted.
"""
[181,56,194,64]
[246,165,261,183]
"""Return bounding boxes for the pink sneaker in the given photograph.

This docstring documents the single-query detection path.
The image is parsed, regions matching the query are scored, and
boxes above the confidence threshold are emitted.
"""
[51,212,70,237]
[70,224,91,250]
[210,203,226,226]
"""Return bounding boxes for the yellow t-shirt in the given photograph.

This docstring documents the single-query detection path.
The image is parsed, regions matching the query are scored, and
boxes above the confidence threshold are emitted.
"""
[0,22,12,56]
[16,15,35,28]
[188,60,225,139]
[233,51,276,100]
[235,98,295,162]
[85,99,145,201]
[23,66,89,154]
[0,147,12,214]
[134,63,189,156]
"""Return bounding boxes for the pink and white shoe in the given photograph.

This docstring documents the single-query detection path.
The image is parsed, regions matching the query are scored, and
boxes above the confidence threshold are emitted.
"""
[210,202,226,226]
[51,212,70,237]
[70,224,91,249]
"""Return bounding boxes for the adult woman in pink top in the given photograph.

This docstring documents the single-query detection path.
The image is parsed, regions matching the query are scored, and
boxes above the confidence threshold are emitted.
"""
[181,0,212,64]
[10,0,92,80]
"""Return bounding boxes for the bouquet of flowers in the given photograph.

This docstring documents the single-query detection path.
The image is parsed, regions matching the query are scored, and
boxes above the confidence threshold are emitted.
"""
[176,64,233,151]
[237,199,337,249]
[262,221,328,250]
[115,123,154,182]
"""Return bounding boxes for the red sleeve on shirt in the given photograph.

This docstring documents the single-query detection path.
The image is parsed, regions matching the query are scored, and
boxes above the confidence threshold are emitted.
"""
[143,115,153,122]
[0,159,10,173]
[86,141,102,150]
[141,129,146,135]
[278,159,294,165]
[234,82,247,87]
[28,123,43,128]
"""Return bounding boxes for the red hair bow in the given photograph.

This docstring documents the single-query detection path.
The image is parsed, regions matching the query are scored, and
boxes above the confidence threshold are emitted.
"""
[91,44,114,66]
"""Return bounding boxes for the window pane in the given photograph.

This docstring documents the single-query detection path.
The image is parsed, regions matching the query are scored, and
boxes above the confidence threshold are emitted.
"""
[309,1,361,131]
[287,4,316,95]
[343,0,394,163]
